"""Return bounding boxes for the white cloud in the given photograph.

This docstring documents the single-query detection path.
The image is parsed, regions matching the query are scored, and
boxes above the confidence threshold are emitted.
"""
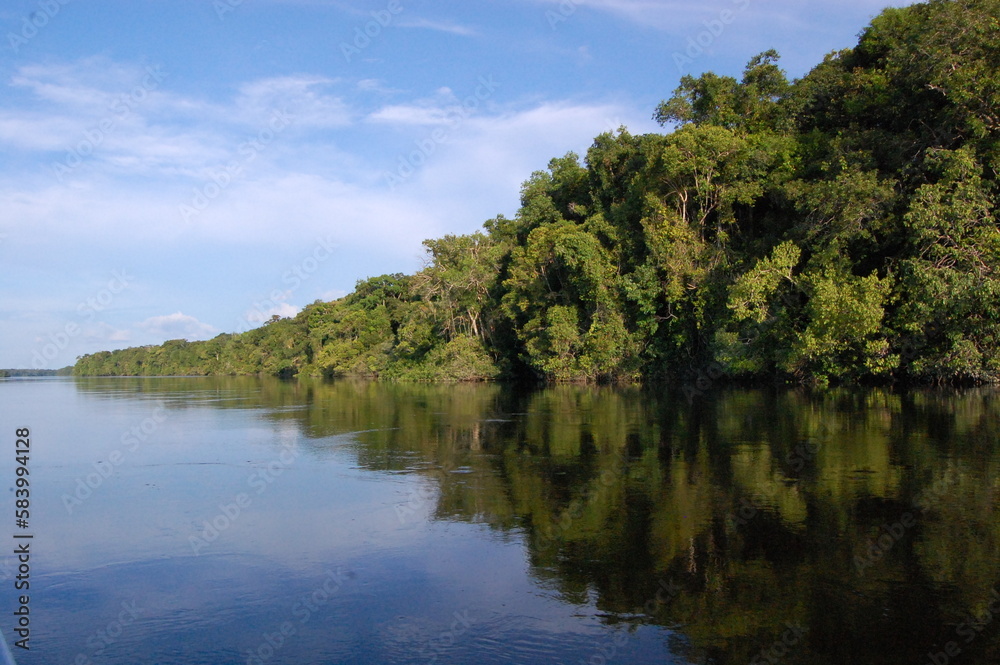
[526,0,915,75]
[235,75,352,128]
[357,79,401,94]
[396,18,478,36]
[319,289,349,301]
[0,62,353,182]
[82,322,132,343]
[245,302,300,323]
[367,87,474,126]
[529,0,908,30]
[367,104,450,126]
[385,101,659,202]
[0,54,664,366]
[9,58,139,110]
[136,313,218,341]
[0,51,662,276]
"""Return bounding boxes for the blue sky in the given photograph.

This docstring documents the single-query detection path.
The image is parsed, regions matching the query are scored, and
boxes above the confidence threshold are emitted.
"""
[0,0,911,369]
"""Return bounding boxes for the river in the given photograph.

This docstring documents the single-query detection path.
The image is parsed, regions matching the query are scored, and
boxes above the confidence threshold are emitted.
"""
[1,377,997,664]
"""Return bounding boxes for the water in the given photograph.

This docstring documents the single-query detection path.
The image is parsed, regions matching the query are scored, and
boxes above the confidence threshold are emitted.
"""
[0,377,998,664]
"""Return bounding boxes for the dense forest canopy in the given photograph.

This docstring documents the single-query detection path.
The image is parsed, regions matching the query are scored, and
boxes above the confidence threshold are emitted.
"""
[76,0,1000,386]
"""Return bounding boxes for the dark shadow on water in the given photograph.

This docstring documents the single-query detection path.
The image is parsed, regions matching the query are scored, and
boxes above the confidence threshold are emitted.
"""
[64,377,1000,664]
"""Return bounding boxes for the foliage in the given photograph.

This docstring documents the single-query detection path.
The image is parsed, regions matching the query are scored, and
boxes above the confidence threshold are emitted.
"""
[76,0,1000,385]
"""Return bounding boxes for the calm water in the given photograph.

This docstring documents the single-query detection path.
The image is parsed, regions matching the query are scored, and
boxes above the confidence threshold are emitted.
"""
[1,377,998,664]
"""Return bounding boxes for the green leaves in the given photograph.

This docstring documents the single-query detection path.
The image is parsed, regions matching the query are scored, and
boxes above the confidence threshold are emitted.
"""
[728,241,800,324]
[502,221,635,382]
[76,1,1000,387]
[786,267,892,382]
[904,147,998,276]
[654,50,791,133]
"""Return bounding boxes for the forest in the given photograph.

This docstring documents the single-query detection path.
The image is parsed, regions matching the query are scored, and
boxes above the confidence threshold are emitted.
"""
[75,0,1000,386]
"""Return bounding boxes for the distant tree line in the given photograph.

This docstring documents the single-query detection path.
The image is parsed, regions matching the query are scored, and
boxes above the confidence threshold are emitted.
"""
[1,368,73,377]
[76,0,1000,386]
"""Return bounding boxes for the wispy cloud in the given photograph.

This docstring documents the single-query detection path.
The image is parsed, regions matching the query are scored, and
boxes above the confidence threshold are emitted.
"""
[0,61,354,181]
[0,52,662,366]
[526,0,909,34]
[87,322,132,343]
[137,313,218,341]
[396,18,478,36]
[234,75,352,128]
[245,302,300,323]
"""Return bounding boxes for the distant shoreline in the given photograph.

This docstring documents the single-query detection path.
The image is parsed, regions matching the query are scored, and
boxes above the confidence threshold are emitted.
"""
[0,368,73,378]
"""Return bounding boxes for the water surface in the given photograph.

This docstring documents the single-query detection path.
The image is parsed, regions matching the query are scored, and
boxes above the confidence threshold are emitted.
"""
[1,377,998,664]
